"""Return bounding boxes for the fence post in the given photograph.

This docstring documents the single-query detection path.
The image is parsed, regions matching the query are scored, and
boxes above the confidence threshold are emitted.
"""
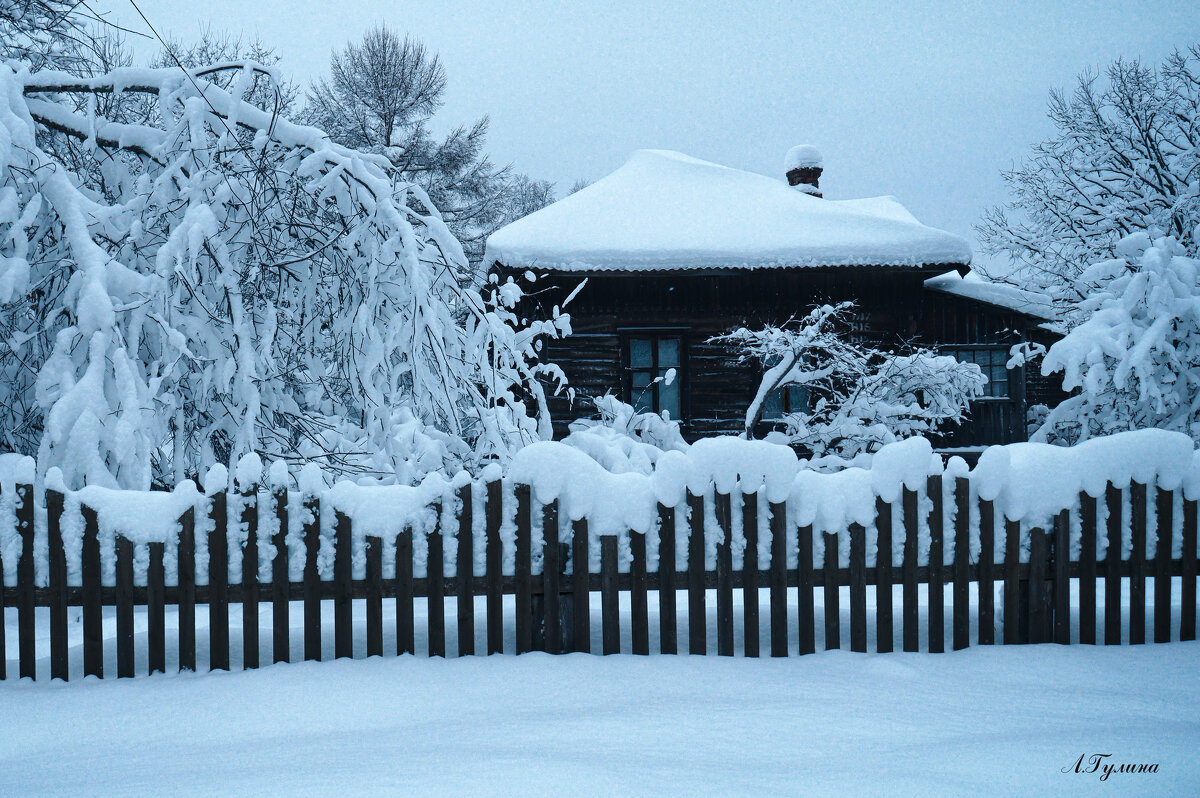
[823,532,839,651]
[849,523,867,653]
[541,498,561,654]
[977,498,995,646]
[601,535,619,655]
[1184,498,1197,642]
[116,536,135,678]
[1053,509,1070,645]
[1004,518,1020,644]
[396,527,414,656]
[573,517,591,654]
[631,530,649,655]
[769,500,788,657]
[148,541,165,675]
[902,488,919,653]
[1130,481,1147,645]
[1104,482,1123,645]
[366,535,383,657]
[797,524,815,655]
[1078,492,1097,645]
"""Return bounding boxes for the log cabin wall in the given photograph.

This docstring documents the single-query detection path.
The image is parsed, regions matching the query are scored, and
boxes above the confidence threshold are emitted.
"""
[505,266,1053,448]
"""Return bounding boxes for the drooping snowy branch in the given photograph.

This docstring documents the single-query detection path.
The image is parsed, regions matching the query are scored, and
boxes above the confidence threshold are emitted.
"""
[0,60,566,488]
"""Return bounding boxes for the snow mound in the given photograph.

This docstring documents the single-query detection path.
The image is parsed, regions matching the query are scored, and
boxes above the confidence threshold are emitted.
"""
[484,150,971,272]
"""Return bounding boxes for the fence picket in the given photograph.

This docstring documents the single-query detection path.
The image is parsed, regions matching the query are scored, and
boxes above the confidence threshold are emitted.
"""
[271,487,289,664]
[396,528,414,656]
[797,524,815,655]
[657,505,676,655]
[1154,488,1173,643]
[457,483,475,657]
[715,491,734,657]
[769,500,788,657]
[148,542,165,675]
[366,535,382,657]
[601,535,619,655]
[631,531,649,655]
[116,536,134,678]
[1184,499,1197,642]
[902,488,919,653]
[486,480,504,655]
[1078,492,1097,645]
[823,532,839,651]
[17,483,34,679]
[334,511,353,659]
[742,492,760,658]
[428,507,445,658]
[242,488,260,670]
[1104,483,1122,645]
[178,508,196,672]
[302,495,321,662]
[953,477,970,651]
[208,491,229,672]
[875,497,893,654]
[1029,527,1049,644]
[687,491,706,655]
[543,499,561,655]
[1053,510,1070,645]
[1003,518,1019,645]
[978,498,995,646]
[47,489,68,681]
[573,518,591,654]
[849,523,866,653]
[81,505,103,678]
[928,475,944,654]
[1130,482,1147,645]
[515,484,532,655]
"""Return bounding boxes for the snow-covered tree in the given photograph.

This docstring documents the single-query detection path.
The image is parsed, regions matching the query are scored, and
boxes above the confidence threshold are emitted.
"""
[562,394,689,475]
[306,25,553,269]
[718,304,986,458]
[1,0,93,72]
[1031,234,1200,443]
[0,53,568,489]
[978,45,1200,306]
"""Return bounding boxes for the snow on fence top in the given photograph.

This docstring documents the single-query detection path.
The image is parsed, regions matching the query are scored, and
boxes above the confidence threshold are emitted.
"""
[483,150,972,272]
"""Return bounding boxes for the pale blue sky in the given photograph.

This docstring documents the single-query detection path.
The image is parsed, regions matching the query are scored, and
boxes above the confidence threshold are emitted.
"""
[97,0,1199,267]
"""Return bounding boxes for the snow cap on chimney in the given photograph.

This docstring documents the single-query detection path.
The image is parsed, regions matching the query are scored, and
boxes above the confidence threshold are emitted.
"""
[785,145,823,197]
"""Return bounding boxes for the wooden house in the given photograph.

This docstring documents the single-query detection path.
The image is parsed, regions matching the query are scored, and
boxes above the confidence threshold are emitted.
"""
[485,148,1060,452]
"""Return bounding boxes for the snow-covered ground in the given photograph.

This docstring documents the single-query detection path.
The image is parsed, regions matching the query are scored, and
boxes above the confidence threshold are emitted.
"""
[0,643,1196,795]
[2,583,1199,795]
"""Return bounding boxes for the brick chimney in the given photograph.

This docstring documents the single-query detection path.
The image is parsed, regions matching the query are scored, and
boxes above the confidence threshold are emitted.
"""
[785,144,823,197]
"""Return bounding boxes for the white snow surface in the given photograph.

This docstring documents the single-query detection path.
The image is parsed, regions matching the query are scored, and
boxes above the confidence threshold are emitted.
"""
[784,143,824,171]
[925,269,1058,320]
[484,150,972,272]
[0,642,1196,795]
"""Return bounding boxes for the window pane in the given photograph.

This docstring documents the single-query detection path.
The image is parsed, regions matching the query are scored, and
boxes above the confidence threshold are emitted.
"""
[660,378,681,419]
[786,384,810,413]
[629,338,652,368]
[658,337,680,367]
[761,389,784,420]
[631,384,655,414]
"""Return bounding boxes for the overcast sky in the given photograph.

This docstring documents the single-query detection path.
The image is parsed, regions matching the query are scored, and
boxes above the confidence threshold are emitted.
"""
[98,0,1198,269]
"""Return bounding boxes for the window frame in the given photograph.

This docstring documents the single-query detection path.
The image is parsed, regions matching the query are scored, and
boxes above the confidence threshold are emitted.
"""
[619,327,689,420]
[943,345,1013,400]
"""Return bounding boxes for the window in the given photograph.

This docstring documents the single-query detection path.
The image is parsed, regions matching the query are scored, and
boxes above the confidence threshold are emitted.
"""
[623,333,684,419]
[761,384,810,420]
[951,347,1009,398]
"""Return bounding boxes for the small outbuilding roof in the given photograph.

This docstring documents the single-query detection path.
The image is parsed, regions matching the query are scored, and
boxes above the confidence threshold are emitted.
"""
[485,149,972,273]
[924,270,1058,322]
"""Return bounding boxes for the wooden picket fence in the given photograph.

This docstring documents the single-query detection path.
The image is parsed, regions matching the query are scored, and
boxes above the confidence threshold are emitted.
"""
[1,474,1198,681]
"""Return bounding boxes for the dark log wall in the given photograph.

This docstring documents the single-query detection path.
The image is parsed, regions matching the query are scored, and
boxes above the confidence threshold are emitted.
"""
[506,266,1057,449]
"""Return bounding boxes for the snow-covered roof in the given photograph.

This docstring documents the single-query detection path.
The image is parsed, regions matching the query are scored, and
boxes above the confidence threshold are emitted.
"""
[485,150,972,273]
[785,144,823,171]
[924,270,1057,321]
